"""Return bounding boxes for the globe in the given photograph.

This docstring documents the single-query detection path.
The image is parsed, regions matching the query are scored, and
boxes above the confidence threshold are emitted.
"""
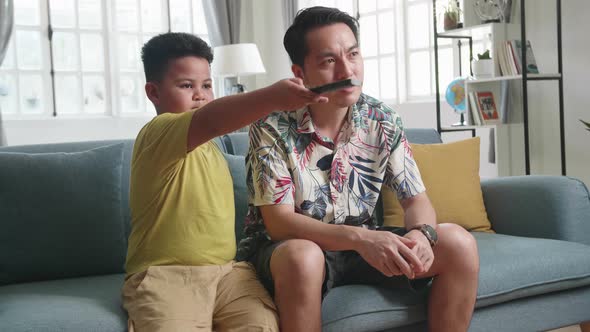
[445,77,466,114]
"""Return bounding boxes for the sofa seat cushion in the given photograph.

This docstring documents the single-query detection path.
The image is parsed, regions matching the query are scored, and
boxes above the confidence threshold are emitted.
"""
[474,232,590,307]
[321,232,590,332]
[0,274,127,332]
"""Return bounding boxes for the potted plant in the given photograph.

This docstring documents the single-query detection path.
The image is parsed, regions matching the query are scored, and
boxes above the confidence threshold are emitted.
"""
[581,119,590,132]
[443,1,462,30]
[472,50,494,78]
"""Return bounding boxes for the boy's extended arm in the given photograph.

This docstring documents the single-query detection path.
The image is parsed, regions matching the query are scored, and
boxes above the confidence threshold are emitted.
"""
[260,204,422,279]
[187,78,326,152]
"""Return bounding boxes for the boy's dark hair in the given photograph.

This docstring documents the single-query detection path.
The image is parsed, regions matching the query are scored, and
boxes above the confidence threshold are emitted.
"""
[141,32,213,82]
[283,6,359,68]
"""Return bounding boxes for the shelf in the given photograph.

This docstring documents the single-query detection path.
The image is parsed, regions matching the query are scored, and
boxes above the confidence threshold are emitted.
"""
[441,124,498,132]
[465,73,562,84]
[436,23,518,38]
[433,0,566,176]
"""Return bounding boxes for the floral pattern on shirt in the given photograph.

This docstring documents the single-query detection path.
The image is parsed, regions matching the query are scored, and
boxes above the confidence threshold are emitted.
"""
[237,94,425,260]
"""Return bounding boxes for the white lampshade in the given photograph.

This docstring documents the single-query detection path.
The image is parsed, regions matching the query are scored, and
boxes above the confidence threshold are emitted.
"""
[211,43,266,78]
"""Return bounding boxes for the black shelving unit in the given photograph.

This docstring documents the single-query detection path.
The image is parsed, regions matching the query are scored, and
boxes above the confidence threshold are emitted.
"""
[432,0,566,176]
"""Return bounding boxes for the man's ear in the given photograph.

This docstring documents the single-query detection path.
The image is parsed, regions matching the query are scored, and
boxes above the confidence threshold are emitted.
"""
[145,82,160,106]
[291,64,305,81]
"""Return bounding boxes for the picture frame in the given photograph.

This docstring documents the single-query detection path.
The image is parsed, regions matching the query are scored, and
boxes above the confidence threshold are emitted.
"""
[476,91,500,125]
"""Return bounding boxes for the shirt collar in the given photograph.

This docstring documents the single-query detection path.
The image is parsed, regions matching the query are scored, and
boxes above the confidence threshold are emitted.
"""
[296,107,315,134]
[295,104,357,134]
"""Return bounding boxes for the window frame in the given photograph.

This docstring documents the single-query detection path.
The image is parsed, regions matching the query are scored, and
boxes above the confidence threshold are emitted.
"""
[295,0,459,105]
[0,0,53,118]
[0,0,210,119]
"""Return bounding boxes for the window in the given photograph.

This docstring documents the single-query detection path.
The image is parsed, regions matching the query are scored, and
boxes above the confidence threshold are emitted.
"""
[0,0,50,117]
[50,0,108,115]
[169,0,210,45]
[298,0,355,16]
[297,0,456,104]
[0,0,210,118]
[112,0,169,115]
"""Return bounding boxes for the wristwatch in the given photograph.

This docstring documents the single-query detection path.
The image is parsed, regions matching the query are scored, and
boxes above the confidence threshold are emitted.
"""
[410,224,438,248]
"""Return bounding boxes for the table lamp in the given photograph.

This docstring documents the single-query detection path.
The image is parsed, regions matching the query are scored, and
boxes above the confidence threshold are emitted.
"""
[211,43,266,95]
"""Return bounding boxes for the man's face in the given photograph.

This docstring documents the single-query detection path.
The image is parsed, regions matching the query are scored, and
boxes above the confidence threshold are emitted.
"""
[294,23,363,108]
[149,56,214,114]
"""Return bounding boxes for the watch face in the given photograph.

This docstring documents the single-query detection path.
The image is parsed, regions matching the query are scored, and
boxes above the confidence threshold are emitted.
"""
[423,224,438,244]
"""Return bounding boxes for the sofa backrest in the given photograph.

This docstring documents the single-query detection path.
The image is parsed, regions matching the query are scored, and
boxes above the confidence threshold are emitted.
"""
[0,140,135,240]
[0,128,440,281]
[0,140,135,283]
[215,128,442,157]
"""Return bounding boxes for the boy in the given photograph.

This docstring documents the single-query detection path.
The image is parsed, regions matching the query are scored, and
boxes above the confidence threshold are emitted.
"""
[122,32,327,331]
[239,7,479,332]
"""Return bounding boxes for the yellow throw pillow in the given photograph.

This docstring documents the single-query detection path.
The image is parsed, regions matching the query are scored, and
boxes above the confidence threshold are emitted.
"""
[382,137,493,232]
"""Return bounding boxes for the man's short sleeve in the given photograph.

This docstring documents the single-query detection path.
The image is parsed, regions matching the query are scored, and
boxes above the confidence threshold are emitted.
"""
[247,120,295,207]
[384,114,426,200]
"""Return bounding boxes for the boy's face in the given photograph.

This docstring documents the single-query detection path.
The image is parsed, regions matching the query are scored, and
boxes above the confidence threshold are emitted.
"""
[147,56,214,114]
[292,23,363,108]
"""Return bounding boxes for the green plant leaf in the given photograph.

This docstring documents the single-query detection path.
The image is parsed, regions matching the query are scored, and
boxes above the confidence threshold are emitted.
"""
[580,119,590,131]
[477,50,491,60]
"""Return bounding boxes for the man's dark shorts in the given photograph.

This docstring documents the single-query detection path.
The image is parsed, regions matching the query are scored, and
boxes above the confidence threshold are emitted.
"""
[249,226,433,298]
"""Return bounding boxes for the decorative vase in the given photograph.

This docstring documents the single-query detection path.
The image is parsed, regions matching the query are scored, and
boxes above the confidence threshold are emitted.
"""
[443,12,459,30]
[472,59,494,78]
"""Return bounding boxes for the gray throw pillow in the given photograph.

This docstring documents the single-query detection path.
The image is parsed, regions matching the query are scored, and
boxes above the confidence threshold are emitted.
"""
[0,143,126,285]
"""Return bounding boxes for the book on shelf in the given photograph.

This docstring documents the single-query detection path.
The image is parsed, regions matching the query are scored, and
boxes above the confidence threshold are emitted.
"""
[468,92,483,126]
[497,40,539,75]
[499,80,510,124]
[505,41,519,75]
[510,40,539,74]
[498,41,517,75]
[476,91,500,125]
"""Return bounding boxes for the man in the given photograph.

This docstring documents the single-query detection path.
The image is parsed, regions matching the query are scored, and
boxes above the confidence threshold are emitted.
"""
[238,7,479,332]
[122,32,327,331]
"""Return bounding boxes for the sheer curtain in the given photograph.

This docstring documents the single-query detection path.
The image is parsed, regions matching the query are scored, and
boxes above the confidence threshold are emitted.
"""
[0,0,13,146]
[202,0,246,131]
[202,0,241,47]
[282,0,298,32]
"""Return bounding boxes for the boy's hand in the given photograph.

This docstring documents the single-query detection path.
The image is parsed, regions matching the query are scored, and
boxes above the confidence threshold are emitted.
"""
[266,78,329,111]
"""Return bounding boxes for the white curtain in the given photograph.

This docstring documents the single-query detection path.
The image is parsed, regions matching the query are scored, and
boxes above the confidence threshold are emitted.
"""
[282,0,298,32]
[202,0,242,98]
[202,0,241,47]
[0,0,13,146]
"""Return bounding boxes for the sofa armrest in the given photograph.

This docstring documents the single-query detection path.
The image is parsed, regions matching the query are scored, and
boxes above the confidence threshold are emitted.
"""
[481,175,590,246]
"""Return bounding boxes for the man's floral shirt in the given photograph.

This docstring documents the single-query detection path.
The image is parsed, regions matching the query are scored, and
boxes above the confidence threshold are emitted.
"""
[237,94,425,260]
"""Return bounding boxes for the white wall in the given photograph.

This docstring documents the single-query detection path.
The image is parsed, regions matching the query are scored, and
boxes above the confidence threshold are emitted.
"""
[3,0,587,185]
[525,0,590,185]
[240,0,294,88]
[556,0,590,185]
[4,116,152,146]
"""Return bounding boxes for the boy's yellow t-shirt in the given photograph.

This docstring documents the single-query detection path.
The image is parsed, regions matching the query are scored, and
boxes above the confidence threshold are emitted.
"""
[125,110,235,277]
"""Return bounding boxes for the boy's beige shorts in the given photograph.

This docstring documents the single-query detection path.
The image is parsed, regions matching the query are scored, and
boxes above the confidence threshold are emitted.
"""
[122,261,278,332]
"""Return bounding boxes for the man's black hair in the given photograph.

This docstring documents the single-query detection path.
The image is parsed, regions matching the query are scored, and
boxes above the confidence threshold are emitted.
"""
[283,6,359,68]
[141,32,213,82]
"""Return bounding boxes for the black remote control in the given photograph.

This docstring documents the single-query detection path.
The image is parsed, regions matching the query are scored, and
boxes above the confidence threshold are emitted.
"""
[309,79,362,94]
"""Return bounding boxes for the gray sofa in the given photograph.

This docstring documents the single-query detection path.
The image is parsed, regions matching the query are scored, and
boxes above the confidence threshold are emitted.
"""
[1,129,589,332]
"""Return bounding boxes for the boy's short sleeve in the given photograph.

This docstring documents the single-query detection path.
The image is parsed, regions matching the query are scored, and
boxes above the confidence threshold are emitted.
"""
[133,111,194,170]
